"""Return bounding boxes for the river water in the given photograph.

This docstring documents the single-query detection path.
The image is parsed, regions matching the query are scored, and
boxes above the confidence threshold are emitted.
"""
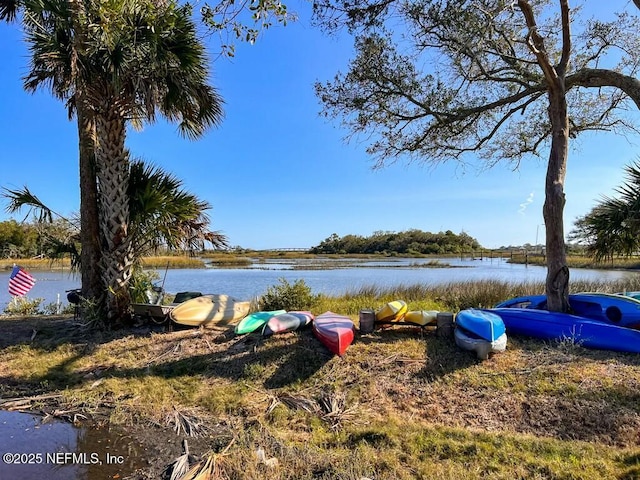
[0,410,146,480]
[1,257,638,310]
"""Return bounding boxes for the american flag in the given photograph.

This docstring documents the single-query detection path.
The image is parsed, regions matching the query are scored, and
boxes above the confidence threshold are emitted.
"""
[9,265,36,296]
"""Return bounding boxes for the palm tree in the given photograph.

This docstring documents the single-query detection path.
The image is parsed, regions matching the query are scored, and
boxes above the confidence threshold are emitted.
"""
[3,157,227,267]
[128,160,228,256]
[572,161,640,261]
[21,0,224,323]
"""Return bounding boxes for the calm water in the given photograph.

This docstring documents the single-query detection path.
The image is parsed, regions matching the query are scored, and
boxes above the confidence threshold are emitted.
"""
[0,410,146,480]
[1,257,638,309]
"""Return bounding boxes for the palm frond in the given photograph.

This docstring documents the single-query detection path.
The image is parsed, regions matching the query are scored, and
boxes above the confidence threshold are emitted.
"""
[579,159,640,261]
[127,158,228,257]
[0,0,20,21]
[3,186,57,223]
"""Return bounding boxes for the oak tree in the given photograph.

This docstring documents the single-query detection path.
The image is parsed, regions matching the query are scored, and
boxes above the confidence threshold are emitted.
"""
[313,0,640,311]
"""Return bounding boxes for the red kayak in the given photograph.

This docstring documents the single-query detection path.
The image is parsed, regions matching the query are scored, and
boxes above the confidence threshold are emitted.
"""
[312,312,355,356]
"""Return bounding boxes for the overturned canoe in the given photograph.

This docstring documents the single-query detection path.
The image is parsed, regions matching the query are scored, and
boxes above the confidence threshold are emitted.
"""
[262,311,314,337]
[313,311,355,356]
[169,294,250,328]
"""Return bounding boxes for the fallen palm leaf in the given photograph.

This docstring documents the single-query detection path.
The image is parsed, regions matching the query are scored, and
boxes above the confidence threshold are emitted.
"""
[278,394,317,413]
[318,392,358,430]
[163,439,196,480]
[166,407,208,438]
[179,439,235,480]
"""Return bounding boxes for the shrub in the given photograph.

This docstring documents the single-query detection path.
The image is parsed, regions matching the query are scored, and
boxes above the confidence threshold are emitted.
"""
[42,301,76,315]
[258,278,319,311]
[4,297,44,315]
[129,268,162,303]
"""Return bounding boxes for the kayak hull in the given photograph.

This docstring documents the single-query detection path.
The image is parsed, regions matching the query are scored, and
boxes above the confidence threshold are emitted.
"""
[169,294,250,328]
[403,310,439,327]
[456,309,506,342]
[313,311,355,356]
[487,307,640,353]
[235,310,286,335]
[376,300,408,322]
[262,311,314,337]
[496,293,640,329]
[454,327,507,360]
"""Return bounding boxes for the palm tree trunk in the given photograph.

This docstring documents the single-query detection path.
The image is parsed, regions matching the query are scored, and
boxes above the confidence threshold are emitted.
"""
[94,105,134,324]
[77,102,104,306]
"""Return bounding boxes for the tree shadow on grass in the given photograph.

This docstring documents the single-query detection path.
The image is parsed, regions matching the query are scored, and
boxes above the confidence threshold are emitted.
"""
[355,325,478,381]
[0,321,332,399]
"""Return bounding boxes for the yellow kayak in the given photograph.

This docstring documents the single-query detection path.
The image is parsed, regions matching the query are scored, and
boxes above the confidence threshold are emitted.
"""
[375,300,408,322]
[404,310,439,326]
[169,294,250,328]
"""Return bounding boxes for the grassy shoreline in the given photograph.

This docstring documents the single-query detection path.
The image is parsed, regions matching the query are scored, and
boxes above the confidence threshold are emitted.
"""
[2,279,640,478]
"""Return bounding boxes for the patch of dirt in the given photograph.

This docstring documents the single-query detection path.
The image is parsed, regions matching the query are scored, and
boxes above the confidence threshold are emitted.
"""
[123,422,229,480]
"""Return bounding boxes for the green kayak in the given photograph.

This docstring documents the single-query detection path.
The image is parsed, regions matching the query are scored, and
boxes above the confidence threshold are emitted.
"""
[235,310,286,335]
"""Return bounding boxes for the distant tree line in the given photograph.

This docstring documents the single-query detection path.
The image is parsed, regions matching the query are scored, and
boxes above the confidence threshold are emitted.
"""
[0,219,76,259]
[309,230,481,255]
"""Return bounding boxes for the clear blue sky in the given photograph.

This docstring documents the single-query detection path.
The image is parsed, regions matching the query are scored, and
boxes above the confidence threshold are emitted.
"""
[1,1,639,250]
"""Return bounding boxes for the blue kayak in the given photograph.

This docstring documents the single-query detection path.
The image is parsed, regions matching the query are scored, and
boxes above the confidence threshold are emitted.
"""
[496,293,640,329]
[487,307,640,354]
[456,309,506,342]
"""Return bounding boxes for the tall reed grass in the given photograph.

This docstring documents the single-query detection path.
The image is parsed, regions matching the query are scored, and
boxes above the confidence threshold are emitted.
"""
[310,278,640,314]
[139,256,206,269]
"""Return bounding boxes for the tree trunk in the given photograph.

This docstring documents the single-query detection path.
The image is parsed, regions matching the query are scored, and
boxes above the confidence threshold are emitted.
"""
[94,105,134,325]
[69,0,106,319]
[544,87,570,312]
[77,102,104,308]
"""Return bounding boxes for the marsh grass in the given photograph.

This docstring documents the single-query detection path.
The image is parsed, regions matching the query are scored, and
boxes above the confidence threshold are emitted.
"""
[3,281,640,478]
[140,256,207,269]
[509,253,640,270]
[0,258,71,270]
[314,278,640,314]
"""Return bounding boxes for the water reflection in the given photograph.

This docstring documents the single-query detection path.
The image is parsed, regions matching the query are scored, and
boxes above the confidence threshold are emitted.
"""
[0,410,146,480]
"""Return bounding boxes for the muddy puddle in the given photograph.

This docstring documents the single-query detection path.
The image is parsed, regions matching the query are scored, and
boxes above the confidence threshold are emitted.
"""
[0,410,148,479]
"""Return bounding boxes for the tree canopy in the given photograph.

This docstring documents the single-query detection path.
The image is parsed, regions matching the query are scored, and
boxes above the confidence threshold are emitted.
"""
[309,229,481,255]
[313,0,640,167]
[313,0,640,311]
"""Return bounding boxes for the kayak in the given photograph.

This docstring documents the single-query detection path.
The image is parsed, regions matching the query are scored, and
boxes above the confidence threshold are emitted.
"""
[403,310,439,327]
[375,300,408,322]
[487,307,640,353]
[454,326,507,360]
[455,308,506,342]
[262,311,314,337]
[496,293,640,329]
[235,310,286,335]
[313,311,355,356]
[169,294,250,328]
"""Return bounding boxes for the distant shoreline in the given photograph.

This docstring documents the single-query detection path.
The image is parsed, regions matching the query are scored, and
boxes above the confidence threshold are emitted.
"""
[5,251,640,272]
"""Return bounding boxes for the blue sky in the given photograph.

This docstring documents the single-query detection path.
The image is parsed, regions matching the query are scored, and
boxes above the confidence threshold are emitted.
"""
[1,1,639,250]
